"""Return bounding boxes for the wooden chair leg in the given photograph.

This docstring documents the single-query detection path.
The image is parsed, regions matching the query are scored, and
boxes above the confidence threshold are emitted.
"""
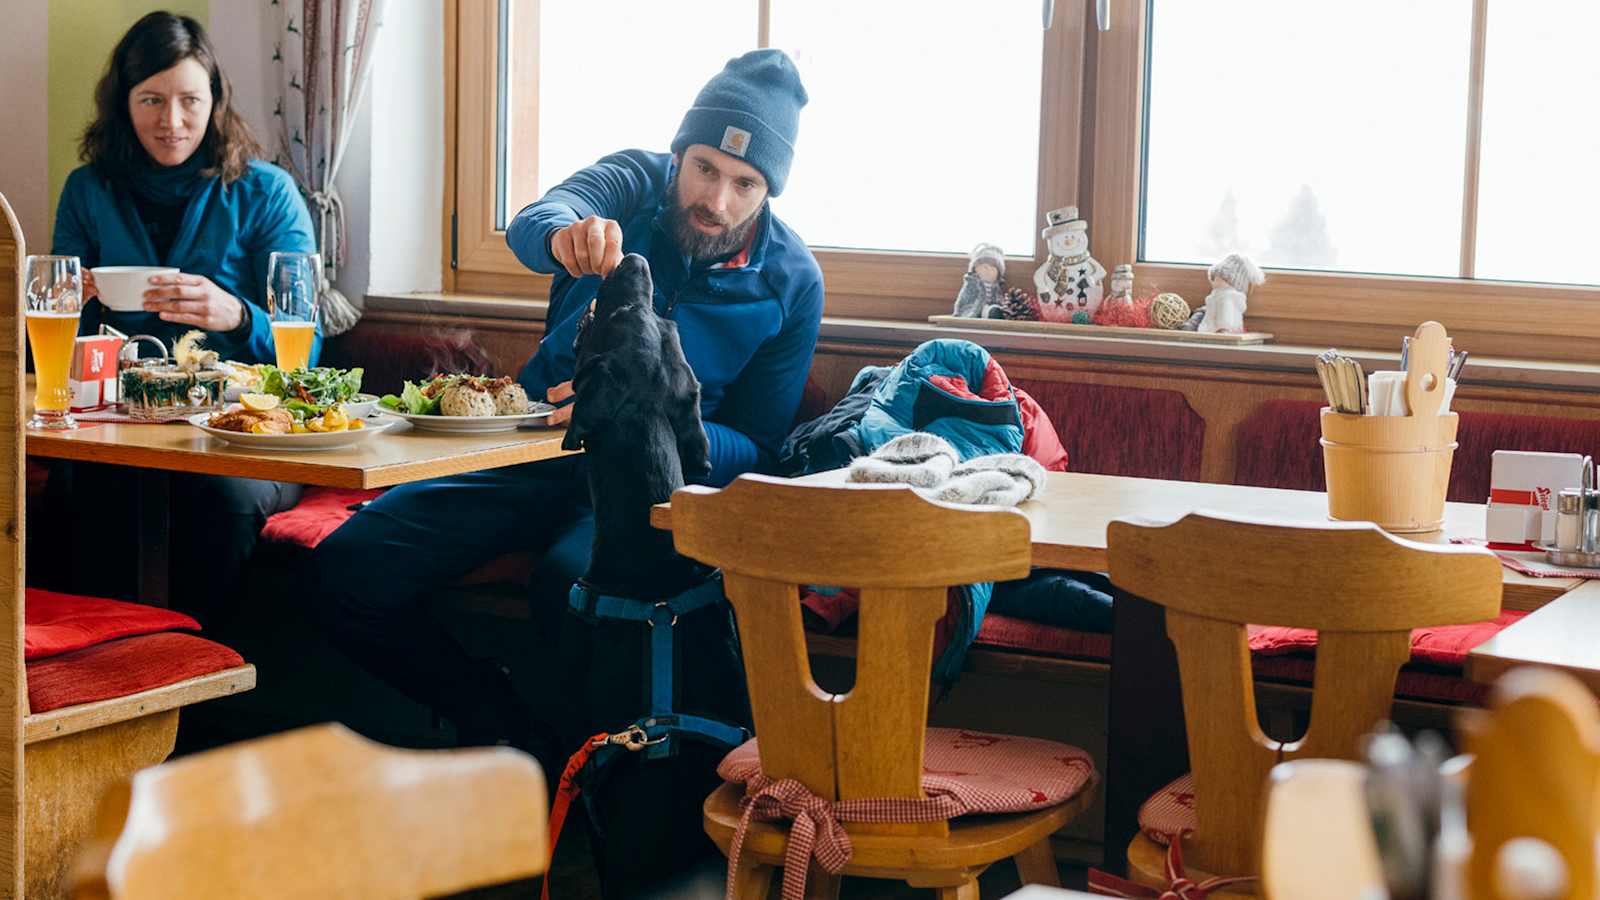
[728,855,774,900]
[1013,837,1062,886]
[934,880,979,900]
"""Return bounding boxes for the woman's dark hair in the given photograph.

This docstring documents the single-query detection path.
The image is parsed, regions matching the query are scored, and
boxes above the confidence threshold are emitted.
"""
[79,11,262,183]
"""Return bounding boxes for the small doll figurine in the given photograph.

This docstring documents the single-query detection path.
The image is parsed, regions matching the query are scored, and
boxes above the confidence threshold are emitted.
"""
[1107,264,1134,306]
[952,243,1007,318]
[1034,206,1105,316]
[1198,253,1265,334]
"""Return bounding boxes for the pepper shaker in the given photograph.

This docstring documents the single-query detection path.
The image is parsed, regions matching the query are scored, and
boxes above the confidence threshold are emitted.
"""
[1556,490,1585,551]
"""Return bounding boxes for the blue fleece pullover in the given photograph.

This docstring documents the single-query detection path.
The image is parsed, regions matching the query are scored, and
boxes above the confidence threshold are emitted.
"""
[507,150,824,486]
[52,160,320,365]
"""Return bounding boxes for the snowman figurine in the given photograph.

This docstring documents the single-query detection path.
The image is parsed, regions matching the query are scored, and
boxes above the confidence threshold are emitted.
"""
[1034,206,1106,317]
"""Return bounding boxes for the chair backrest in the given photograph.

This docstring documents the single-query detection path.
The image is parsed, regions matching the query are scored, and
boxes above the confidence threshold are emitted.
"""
[670,475,1031,835]
[1107,512,1502,876]
[69,722,547,900]
[1461,666,1600,900]
[0,192,27,898]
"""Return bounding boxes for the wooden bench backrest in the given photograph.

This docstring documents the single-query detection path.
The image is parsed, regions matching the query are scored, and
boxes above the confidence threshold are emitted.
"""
[0,192,28,898]
[71,723,547,899]
[1107,512,1502,875]
[670,475,1031,835]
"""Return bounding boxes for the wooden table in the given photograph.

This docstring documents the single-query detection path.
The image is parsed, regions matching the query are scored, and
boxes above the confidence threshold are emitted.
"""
[653,470,1578,611]
[26,403,573,602]
[1469,578,1600,692]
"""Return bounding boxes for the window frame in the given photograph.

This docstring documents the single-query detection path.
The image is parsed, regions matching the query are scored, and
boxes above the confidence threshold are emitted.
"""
[1089,0,1600,360]
[443,0,1091,319]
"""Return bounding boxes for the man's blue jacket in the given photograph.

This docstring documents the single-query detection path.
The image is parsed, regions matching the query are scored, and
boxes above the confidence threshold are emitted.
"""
[507,150,824,486]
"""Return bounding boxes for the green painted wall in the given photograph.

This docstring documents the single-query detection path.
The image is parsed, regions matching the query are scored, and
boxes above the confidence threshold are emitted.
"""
[46,0,209,239]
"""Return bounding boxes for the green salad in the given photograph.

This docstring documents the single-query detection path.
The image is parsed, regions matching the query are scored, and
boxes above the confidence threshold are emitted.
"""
[259,365,364,421]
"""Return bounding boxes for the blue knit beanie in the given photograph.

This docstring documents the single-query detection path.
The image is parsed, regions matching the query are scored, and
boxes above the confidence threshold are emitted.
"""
[671,49,807,197]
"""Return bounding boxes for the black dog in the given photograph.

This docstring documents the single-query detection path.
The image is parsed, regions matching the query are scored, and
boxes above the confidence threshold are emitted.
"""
[562,253,712,599]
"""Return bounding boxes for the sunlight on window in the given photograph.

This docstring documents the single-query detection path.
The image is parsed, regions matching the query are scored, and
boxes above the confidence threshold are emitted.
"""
[503,0,756,223]
[769,1,1043,256]
[1475,1,1600,286]
[1142,0,1472,278]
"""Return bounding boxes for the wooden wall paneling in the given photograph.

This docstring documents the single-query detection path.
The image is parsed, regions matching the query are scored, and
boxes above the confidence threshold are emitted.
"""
[0,193,28,900]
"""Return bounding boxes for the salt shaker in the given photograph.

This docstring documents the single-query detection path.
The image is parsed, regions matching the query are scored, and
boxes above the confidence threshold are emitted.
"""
[1556,490,1585,551]
[1586,488,1600,554]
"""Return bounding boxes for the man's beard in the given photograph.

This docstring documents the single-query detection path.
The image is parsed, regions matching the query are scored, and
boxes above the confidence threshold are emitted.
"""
[663,173,760,263]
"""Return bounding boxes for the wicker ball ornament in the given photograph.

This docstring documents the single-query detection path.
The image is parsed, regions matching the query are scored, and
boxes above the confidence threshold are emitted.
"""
[1149,292,1191,329]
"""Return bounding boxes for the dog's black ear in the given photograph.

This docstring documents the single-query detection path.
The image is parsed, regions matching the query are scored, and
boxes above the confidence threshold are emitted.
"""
[658,326,711,479]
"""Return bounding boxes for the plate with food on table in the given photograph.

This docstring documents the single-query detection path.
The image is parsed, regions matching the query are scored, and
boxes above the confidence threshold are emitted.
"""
[189,364,393,450]
[378,374,555,433]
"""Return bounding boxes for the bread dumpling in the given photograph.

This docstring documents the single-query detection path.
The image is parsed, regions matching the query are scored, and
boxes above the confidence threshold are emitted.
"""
[440,382,496,417]
[491,382,532,415]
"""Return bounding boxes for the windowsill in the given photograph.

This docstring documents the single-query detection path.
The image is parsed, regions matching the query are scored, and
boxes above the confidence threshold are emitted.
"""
[362,291,1600,394]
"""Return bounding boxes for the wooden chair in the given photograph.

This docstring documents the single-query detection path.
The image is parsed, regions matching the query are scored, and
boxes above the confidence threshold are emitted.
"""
[1,192,257,898]
[671,474,1099,900]
[1260,667,1600,900]
[1106,512,1501,891]
[67,722,547,899]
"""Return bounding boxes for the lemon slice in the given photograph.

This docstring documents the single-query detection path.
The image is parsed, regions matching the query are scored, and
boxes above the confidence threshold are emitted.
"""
[240,392,280,412]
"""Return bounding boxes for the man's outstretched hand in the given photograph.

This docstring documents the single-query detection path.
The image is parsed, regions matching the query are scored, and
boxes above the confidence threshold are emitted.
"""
[549,216,623,278]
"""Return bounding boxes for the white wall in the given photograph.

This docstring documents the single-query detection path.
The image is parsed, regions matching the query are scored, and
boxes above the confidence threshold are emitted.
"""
[0,1,51,251]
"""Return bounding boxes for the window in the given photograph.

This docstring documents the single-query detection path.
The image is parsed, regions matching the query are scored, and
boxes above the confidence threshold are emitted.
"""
[449,0,1085,307]
[1140,0,1600,286]
[1091,0,1600,361]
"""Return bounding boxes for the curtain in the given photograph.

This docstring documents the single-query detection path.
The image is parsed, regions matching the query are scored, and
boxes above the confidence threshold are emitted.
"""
[272,0,386,337]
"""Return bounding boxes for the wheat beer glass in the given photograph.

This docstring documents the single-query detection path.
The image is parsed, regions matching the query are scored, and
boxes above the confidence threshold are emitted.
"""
[24,255,83,430]
[267,251,320,372]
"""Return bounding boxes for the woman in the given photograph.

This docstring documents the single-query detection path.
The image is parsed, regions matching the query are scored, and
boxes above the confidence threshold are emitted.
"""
[47,12,318,616]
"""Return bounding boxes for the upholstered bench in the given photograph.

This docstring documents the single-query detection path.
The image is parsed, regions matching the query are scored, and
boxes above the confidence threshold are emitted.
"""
[20,588,255,898]
[805,608,1522,709]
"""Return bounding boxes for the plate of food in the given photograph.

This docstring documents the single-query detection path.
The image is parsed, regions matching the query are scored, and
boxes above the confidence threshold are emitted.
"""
[189,364,390,449]
[378,374,555,433]
[189,400,394,451]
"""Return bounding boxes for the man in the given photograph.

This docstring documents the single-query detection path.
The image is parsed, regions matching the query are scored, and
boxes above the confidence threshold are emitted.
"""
[311,49,822,762]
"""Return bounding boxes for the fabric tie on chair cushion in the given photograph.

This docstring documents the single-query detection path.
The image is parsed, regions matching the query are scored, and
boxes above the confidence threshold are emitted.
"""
[718,727,1097,899]
[25,588,202,660]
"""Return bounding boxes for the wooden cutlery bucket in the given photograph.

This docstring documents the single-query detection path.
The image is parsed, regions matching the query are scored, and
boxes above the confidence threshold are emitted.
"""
[1320,322,1458,533]
[1321,409,1459,533]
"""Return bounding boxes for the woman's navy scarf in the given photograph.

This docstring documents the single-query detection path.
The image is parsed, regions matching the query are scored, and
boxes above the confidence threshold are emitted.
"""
[122,152,210,207]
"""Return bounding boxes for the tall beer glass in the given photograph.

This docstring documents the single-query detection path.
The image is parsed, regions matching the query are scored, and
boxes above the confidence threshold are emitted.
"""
[267,251,320,372]
[24,255,83,430]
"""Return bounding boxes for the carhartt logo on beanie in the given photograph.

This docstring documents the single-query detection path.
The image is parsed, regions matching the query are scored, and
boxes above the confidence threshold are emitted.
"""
[671,49,807,197]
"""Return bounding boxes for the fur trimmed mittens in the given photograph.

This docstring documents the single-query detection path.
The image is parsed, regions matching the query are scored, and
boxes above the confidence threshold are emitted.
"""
[845,433,1046,507]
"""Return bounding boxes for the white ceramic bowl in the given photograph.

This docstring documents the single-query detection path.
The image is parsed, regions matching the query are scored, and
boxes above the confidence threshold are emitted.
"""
[91,266,179,312]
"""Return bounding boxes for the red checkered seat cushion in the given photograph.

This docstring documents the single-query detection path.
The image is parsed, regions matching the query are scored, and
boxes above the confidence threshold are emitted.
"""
[719,726,1097,816]
[1138,772,1197,844]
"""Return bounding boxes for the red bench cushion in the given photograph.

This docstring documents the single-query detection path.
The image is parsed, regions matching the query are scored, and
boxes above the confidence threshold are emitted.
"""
[259,487,387,549]
[26,631,245,714]
[962,613,1516,705]
[1014,379,1204,481]
[25,588,201,661]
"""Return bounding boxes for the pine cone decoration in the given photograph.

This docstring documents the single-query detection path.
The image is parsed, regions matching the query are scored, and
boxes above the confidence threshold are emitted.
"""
[1000,287,1039,321]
